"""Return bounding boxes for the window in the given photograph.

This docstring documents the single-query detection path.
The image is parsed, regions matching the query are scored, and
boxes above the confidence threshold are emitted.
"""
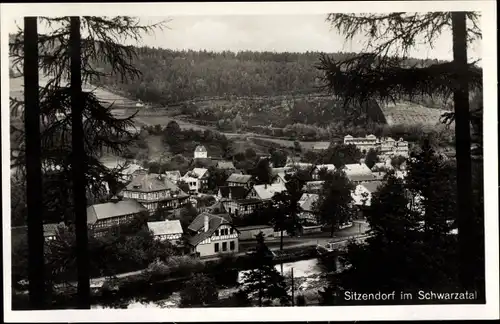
[230,241,235,251]
[230,228,234,234]
[215,230,219,236]
[222,242,227,251]
[214,243,219,253]
[244,206,248,211]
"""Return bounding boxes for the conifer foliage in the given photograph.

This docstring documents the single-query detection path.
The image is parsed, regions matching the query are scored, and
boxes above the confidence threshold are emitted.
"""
[239,233,290,306]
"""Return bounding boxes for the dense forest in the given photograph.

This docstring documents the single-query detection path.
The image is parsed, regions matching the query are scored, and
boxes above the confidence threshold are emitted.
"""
[90,48,447,107]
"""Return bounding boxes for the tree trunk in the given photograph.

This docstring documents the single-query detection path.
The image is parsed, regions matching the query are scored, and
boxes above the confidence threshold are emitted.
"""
[24,17,46,309]
[70,16,90,309]
[330,222,335,238]
[280,229,284,250]
[451,12,475,290]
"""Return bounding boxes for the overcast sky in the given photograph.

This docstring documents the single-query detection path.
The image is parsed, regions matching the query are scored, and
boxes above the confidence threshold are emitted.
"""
[9,14,482,61]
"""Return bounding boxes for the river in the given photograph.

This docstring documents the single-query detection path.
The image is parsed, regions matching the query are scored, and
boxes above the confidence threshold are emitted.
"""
[92,258,324,309]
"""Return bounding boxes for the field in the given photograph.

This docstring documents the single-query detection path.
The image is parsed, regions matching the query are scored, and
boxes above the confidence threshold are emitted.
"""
[249,136,331,151]
[381,101,452,126]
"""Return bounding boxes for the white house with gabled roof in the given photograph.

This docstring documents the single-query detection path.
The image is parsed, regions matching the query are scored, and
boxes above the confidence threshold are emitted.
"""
[194,145,208,159]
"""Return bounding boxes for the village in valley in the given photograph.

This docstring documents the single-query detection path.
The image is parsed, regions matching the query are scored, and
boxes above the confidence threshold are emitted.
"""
[41,133,410,257]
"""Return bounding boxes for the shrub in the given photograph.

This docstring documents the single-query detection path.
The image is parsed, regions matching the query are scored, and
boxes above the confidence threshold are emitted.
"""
[180,274,218,307]
[296,294,307,306]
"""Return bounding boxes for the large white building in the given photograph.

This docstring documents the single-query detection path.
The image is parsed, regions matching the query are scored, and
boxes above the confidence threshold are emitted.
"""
[344,134,409,158]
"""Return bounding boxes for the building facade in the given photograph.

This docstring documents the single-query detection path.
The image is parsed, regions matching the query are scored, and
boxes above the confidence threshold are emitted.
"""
[194,145,208,159]
[87,197,148,231]
[187,213,240,257]
[226,174,254,190]
[147,219,183,244]
[344,134,409,158]
[221,198,262,217]
[120,173,190,215]
[181,168,209,193]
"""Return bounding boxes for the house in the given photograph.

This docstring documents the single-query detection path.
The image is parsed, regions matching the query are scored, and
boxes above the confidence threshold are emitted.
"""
[194,145,208,159]
[343,163,378,184]
[216,161,236,171]
[222,198,263,217]
[187,212,240,257]
[302,181,325,193]
[311,164,336,180]
[43,223,63,241]
[164,170,182,183]
[351,181,384,218]
[344,134,378,153]
[87,196,147,231]
[217,186,261,216]
[12,223,65,244]
[246,183,287,201]
[147,219,183,244]
[298,193,320,224]
[344,134,409,158]
[216,186,248,201]
[380,137,409,158]
[226,173,254,190]
[272,172,287,186]
[181,168,210,193]
[120,173,190,214]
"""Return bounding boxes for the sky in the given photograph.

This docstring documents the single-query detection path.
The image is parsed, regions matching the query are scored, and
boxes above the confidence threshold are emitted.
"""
[8,14,482,62]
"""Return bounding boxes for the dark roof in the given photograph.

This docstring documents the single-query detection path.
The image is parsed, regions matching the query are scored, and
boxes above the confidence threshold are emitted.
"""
[187,212,235,246]
[218,186,248,200]
[226,173,253,183]
[236,225,273,231]
[234,198,263,205]
[87,199,147,224]
[123,173,187,194]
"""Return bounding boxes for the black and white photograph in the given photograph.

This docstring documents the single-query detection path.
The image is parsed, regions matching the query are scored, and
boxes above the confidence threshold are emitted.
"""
[2,1,498,321]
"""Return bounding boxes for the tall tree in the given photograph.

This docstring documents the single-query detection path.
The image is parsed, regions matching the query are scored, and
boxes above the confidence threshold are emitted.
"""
[314,171,355,237]
[269,176,304,250]
[10,16,165,307]
[23,17,46,309]
[318,12,482,290]
[239,233,290,306]
[69,16,90,309]
[364,148,379,169]
[251,158,273,185]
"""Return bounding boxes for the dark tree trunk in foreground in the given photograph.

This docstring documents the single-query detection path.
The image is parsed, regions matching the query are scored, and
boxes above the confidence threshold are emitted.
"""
[452,12,474,290]
[70,16,90,308]
[24,17,46,309]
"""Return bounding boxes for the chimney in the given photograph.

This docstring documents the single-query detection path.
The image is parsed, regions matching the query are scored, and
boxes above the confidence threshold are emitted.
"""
[204,214,209,232]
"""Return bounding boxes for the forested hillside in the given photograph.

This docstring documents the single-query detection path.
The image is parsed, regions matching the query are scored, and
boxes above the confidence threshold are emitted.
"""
[90,48,447,107]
